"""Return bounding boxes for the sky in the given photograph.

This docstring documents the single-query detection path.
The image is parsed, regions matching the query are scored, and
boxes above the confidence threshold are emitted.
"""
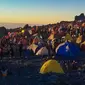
[0,0,85,28]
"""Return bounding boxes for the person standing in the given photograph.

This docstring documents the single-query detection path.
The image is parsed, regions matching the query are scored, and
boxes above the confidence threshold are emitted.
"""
[19,41,23,58]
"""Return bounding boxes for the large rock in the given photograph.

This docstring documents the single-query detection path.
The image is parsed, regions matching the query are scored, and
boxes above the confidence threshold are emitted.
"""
[0,26,7,38]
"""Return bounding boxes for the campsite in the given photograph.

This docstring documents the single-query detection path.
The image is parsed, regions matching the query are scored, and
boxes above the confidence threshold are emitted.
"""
[0,17,85,85]
[0,0,85,84]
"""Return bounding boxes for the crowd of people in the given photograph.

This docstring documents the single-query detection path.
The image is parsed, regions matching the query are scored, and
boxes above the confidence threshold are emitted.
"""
[0,20,85,85]
[0,20,85,59]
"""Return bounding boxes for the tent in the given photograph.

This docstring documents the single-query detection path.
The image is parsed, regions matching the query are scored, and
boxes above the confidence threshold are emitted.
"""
[28,44,48,56]
[32,37,40,44]
[76,35,82,44]
[28,30,32,35]
[28,44,38,53]
[36,47,48,56]
[64,33,73,42]
[40,59,64,74]
[55,41,81,59]
[34,43,49,56]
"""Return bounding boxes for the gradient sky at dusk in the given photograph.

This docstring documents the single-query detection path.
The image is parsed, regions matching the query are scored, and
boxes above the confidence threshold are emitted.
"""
[0,0,85,28]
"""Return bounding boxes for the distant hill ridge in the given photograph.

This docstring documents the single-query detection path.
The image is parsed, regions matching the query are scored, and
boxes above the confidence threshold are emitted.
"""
[0,13,85,38]
[75,13,85,21]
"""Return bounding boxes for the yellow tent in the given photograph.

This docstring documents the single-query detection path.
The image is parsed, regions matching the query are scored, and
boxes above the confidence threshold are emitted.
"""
[64,33,73,42]
[48,33,54,40]
[76,35,82,44]
[40,59,64,74]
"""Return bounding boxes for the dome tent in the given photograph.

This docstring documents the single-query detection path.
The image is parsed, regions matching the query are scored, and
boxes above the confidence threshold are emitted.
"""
[35,44,51,56]
[40,59,64,74]
[35,43,54,56]
[64,33,73,42]
[55,41,81,60]
[28,44,38,53]
[36,47,48,56]
[28,44,49,56]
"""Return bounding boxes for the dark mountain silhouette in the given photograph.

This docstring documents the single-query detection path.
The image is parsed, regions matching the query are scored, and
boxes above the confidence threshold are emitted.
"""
[0,26,7,38]
[0,13,85,38]
[75,13,85,21]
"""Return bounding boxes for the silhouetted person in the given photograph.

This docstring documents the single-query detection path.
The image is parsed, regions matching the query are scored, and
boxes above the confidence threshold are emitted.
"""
[19,43,23,58]
[10,45,14,58]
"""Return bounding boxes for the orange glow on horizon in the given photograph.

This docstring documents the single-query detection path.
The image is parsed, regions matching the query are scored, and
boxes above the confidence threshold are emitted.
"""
[0,12,74,25]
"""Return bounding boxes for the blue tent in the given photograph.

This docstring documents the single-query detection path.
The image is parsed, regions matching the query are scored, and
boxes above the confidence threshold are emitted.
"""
[55,41,81,60]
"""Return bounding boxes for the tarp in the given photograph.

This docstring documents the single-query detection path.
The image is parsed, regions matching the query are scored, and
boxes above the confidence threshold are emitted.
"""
[64,33,73,42]
[40,59,64,74]
[55,41,81,59]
